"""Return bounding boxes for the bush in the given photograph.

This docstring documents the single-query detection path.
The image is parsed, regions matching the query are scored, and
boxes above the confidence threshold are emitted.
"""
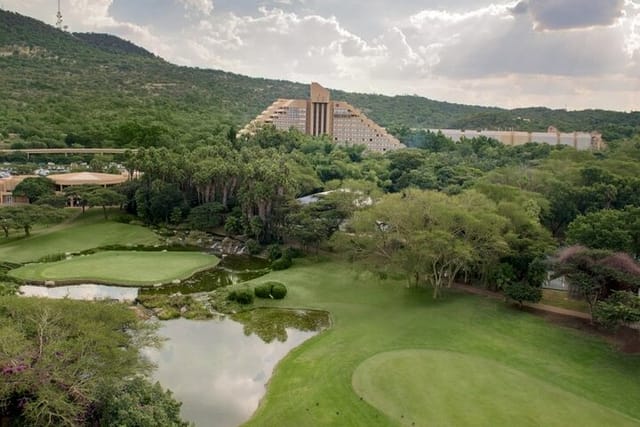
[271,255,292,271]
[267,244,283,262]
[254,281,287,300]
[38,253,67,263]
[254,283,272,299]
[284,247,304,259]
[245,239,261,255]
[228,286,254,304]
[270,282,287,299]
[504,282,542,306]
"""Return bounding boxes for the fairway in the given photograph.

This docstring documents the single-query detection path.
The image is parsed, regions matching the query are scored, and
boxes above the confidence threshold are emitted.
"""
[243,259,640,427]
[9,251,219,286]
[0,209,161,263]
[353,350,639,427]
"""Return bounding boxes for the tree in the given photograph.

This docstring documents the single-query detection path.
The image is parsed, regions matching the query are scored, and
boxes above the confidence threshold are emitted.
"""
[85,188,125,219]
[0,204,66,236]
[12,176,56,203]
[186,202,225,231]
[567,207,640,258]
[554,246,640,318]
[342,189,509,298]
[594,291,640,330]
[0,297,177,426]
[504,281,543,307]
[97,377,189,427]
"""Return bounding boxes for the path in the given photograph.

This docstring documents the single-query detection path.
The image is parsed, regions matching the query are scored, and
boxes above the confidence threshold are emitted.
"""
[452,283,591,320]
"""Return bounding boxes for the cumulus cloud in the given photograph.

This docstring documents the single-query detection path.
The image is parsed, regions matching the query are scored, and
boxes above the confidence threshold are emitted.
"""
[177,0,214,16]
[2,0,639,110]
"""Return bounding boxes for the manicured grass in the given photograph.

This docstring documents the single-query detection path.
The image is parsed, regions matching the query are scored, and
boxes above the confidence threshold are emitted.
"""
[0,209,160,263]
[9,251,219,286]
[541,289,589,312]
[353,350,638,427]
[243,259,640,426]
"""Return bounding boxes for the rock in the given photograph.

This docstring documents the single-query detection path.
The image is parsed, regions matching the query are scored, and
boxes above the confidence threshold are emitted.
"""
[180,306,188,314]
[171,279,181,285]
[44,280,55,287]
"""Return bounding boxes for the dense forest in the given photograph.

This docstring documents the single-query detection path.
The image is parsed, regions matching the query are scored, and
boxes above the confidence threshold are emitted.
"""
[1,9,640,149]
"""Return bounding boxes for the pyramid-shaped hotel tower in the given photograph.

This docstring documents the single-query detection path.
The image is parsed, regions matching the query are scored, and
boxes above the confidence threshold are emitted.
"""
[240,83,404,152]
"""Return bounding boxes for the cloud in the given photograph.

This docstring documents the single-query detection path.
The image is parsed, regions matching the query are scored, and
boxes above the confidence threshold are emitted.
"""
[517,0,625,30]
[2,1,639,110]
[177,0,214,16]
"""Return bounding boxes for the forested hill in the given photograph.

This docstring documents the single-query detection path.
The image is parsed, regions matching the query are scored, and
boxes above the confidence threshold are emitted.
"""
[0,9,638,148]
[72,33,157,58]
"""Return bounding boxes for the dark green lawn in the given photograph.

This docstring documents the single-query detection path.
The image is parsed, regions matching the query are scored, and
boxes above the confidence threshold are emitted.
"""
[244,259,640,426]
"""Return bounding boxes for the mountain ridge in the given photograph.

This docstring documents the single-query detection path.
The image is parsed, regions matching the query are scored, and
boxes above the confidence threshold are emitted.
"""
[0,8,638,147]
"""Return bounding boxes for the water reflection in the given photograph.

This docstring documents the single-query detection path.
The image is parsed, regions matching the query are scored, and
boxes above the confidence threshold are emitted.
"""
[145,310,328,427]
[233,308,330,343]
[19,284,138,302]
[142,255,270,295]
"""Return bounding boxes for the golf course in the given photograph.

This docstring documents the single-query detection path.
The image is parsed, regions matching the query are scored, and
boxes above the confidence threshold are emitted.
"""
[2,211,640,426]
[9,250,219,286]
[242,260,640,426]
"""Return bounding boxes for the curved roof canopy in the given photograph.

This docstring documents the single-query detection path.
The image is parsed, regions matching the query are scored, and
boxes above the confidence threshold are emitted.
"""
[47,172,127,186]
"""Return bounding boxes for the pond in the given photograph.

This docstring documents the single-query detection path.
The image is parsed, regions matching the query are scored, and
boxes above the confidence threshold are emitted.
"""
[145,309,329,427]
[19,284,138,301]
[18,255,269,301]
[142,255,270,295]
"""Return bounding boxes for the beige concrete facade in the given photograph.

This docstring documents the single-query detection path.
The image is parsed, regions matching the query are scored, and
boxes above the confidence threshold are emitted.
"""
[241,83,404,152]
[430,126,604,150]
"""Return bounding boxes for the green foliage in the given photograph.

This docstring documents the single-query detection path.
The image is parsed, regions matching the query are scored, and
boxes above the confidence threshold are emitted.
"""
[593,291,640,329]
[245,239,261,255]
[271,255,293,271]
[12,176,55,203]
[37,252,67,263]
[187,202,225,230]
[228,285,255,305]
[224,216,243,235]
[270,282,287,299]
[254,282,273,299]
[504,282,543,306]
[567,207,640,257]
[267,244,283,262]
[254,281,287,300]
[0,204,67,236]
[97,377,189,427]
[0,296,162,426]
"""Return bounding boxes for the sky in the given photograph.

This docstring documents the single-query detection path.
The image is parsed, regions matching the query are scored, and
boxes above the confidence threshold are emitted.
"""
[3,0,640,111]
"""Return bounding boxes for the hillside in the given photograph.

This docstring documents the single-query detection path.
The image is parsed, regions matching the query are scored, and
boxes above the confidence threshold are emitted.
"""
[0,9,639,148]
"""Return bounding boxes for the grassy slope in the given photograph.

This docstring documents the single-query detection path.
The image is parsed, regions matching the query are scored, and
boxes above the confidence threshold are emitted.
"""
[9,250,219,286]
[0,209,160,263]
[244,259,640,426]
[353,350,638,426]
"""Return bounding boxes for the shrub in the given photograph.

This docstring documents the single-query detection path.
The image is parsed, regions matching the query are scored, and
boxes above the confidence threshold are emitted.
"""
[271,255,292,271]
[38,253,68,263]
[254,281,287,300]
[254,283,272,299]
[245,239,261,255]
[228,286,254,304]
[267,244,283,262]
[504,282,542,306]
[284,247,304,259]
[270,282,287,299]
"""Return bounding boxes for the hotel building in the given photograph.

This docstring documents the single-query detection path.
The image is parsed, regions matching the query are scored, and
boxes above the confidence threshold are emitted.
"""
[240,83,404,152]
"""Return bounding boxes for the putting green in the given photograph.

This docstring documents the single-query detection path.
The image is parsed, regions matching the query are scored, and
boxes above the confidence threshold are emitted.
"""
[352,349,639,427]
[9,250,219,286]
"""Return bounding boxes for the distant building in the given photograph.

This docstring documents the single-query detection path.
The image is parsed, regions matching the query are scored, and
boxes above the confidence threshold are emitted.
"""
[240,83,404,153]
[0,172,128,206]
[430,126,604,150]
